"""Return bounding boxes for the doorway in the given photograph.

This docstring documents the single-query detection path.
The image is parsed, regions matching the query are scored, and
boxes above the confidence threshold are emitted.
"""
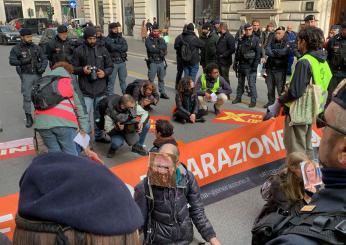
[330,0,346,26]
[157,0,170,28]
[122,0,135,36]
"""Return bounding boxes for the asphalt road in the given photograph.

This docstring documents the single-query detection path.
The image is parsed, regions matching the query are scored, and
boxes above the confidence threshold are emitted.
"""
[0,41,270,244]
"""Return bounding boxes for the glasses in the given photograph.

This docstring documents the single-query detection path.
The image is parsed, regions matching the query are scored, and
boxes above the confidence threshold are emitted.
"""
[316,112,346,136]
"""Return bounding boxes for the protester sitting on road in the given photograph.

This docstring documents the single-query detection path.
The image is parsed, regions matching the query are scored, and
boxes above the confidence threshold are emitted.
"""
[196,63,232,115]
[125,79,159,111]
[265,80,346,245]
[174,76,206,124]
[134,143,221,245]
[13,152,143,245]
[33,62,89,156]
[279,27,332,159]
[150,119,177,152]
[252,152,312,245]
[103,94,149,157]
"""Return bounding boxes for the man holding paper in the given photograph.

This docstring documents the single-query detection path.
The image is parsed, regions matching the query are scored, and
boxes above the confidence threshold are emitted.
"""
[195,63,232,115]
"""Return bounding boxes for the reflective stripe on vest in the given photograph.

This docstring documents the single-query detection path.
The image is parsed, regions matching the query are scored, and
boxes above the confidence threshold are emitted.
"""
[201,74,220,93]
[285,53,332,112]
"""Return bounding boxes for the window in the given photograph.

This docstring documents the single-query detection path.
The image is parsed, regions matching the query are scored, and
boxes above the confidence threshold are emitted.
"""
[122,0,135,36]
[194,0,220,26]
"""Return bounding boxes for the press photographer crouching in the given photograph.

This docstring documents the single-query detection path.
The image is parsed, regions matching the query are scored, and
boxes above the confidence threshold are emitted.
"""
[125,79,159,111]
[101,94,150,157]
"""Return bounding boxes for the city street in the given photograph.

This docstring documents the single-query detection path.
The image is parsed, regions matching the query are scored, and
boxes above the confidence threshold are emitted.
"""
[0,38,272,244]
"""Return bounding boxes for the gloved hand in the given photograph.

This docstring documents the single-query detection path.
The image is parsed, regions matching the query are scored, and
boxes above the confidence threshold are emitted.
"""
[20,57,32,65]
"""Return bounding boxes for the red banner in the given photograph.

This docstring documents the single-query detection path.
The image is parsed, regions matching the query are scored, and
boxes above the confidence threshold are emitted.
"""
[0,138,35,161]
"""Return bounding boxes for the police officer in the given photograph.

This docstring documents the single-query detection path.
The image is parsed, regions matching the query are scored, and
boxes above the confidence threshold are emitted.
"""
[264,26,289,108]
[9,28,48,128]
[304,14,317,28]
[233,23,261,107]
[45,25,74,67]
[326,21,346,105]
[105,22,128,95]
[95,25,106,46]
[145,24,169,99]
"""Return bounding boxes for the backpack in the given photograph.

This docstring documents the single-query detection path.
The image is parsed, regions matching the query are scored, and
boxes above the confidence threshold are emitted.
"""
[180,37,193,63]
[32,75,70,110]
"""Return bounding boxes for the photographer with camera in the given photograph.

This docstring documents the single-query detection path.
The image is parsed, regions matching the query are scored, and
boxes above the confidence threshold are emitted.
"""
[9,28,48,128]
[103,94,150,158]
[72,26,113,143]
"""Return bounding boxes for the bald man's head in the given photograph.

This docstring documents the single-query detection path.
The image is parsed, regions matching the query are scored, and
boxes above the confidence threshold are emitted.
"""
[159,144,180,162]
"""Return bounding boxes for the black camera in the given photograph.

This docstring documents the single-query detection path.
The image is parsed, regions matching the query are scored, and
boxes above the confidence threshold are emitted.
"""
[89,66,98,81]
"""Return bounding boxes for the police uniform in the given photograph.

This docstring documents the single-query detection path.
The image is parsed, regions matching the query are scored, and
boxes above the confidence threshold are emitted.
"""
[233,26,261,107]
[9,28,48,127]
[326,23,346,105]
[145,25,168,99]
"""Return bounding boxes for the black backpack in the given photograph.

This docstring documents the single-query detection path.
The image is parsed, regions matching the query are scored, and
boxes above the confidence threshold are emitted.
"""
[32,75,70,110]
[180,38,193,63]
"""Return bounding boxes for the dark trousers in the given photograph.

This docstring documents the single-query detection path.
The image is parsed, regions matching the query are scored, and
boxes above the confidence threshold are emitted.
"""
[265,69,286,105]
[173,109,203,122]
[175,62,184,89]
[236,71,257,103]
[326,75,345,107]
[219,65,231,84]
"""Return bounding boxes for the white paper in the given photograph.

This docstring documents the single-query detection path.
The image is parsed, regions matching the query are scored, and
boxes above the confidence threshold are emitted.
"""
[73,133,90,149]
[268,100,281,116]
[210,93,217,102]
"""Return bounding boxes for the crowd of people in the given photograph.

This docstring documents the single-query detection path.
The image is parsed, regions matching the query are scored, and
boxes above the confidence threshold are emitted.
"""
[3,13,346,244]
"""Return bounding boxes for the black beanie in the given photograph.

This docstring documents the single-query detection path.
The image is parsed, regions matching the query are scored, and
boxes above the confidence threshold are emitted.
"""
[18,152,144,235]
[83,26,97,39]
[19,28,32,36]
[57,25,68,33]
[187,23,194,31]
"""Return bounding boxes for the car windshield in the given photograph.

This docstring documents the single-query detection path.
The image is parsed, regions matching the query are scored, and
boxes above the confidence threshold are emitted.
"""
[1,26,15,32]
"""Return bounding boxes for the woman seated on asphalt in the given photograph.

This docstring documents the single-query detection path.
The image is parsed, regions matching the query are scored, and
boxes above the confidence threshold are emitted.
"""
[251,152,317,244]
[125,79,159,111]
[150,119,177,152]
[173,76,206,124]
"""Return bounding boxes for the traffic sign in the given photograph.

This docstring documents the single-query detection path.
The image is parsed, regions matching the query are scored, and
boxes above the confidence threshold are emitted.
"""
[69,0,77,8]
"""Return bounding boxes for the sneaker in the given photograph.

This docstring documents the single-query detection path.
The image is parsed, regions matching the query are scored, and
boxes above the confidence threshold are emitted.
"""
[249,102,256,108]
[232,98,241,104]
[132,144,149,156]
[107,147,116,158]
[160,93,170,99]
[214,104,221,115]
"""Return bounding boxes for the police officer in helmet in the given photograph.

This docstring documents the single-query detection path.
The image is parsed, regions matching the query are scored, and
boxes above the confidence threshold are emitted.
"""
[233,23,261,108]
[9,28,48,128]
[326,21,346,106]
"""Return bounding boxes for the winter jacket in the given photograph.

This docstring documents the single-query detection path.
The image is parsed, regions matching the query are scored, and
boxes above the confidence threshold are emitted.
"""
[265,38,289,71]
[105,33,128,64]
[134,164,216,244]
[326,33,346,75]
[33,67,89,133]
[195,74,232,96]
[145,35,167,63]
[175,92,199,117]
[9,42,48,75]
[127,80,159,105]
[174,30,205,66]
[97,36,106,46]
[216,31,236,66]
[234,35,261,72]
[72,42,113,98]
[200,32,219,67]
[45,35,74,67]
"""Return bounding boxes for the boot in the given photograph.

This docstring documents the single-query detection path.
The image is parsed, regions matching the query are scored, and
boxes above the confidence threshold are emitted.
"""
[107,147,116,158]
[25,113,33,128]
[214,104,221,115]
[249,101,256,108]
[132,144,149,156]
[232,98,241,104]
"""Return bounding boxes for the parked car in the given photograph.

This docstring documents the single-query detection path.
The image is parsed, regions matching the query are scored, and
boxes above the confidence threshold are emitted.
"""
[0,25,21,45]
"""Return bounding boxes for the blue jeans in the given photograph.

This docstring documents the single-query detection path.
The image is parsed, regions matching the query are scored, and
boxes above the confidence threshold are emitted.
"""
[183,63,199,82]
[37,127,78,156]
[84,96,104,140]
[108,62,127,95]
[148,62,166,94]
[110,121,150,149]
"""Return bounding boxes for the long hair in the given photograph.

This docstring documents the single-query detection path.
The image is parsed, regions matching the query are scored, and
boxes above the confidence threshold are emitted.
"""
[13,227,140,245]
[280,152,309,202]
[142,81,156,95]
[177,77,194,98]
[298,27,324,51]
[303,160,318,184]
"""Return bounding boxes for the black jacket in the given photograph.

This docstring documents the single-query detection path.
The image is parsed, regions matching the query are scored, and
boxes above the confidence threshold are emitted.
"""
[145,35,167,63]
[175,92,199,117]
[105,33,128,64]
[45,36,74,67]
[127,79,159,105]
[134,165,216,244]
[326,33,346,75]
[174,30,205,66]
[216,31,236,66]
[97,36,106,46]
[200,32,219,67]
[265,38,289,71]
[9,42,48,75]
[72,42,113,98]
[235,34,261,72]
